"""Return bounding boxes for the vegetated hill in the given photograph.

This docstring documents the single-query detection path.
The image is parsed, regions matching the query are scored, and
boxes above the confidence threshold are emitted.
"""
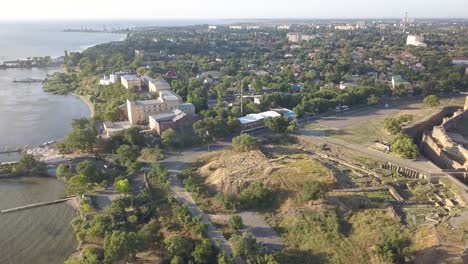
[187,144,415,263]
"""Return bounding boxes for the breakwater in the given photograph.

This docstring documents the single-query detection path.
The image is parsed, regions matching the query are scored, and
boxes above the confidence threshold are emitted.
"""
[0,196,77,214]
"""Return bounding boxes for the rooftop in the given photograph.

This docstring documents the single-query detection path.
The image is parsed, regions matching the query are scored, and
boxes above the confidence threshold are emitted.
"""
[121,75,140,81]
[238,110,281,125]
[134,98,164,105]
[392,75,408,83]
[150,79,171,89]
[150,109,187,122]
[159,90,180,101]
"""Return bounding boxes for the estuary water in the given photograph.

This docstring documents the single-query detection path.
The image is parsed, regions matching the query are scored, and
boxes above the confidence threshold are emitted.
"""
[0,22,124,264]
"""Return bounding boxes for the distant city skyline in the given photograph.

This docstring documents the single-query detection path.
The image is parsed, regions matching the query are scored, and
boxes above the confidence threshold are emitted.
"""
[1,0,467,20]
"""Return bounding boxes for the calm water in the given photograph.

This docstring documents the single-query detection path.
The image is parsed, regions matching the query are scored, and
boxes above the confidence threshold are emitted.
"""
[0,68,91,162]
[0,177,76,264]
[0,23,125,264]
[0,22,125,61]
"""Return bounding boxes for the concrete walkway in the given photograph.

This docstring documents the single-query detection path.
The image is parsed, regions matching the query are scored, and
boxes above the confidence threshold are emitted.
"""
[160,142,234,257]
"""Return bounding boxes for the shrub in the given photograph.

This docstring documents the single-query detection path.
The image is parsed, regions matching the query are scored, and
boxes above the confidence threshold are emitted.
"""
[423,95,440,107]
[192,239,214,264]
[56,164,72,179]
[81,245,104,264]
[383,117,402,135]
[139,147,163,162]
[230,232,261,262]
[367,94,379,105]
[164,235,193,258]
[302,181,327,201]
[229,215,244,231]
[375,236,410,263]
[232,134,258,152]
[390,134,418,159]
[239,183,272,209]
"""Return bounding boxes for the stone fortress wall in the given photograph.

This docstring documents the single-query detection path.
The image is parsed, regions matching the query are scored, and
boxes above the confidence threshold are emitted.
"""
[421,97,468,172]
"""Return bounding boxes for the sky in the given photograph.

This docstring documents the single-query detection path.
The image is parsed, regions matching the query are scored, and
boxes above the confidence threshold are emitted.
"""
[1,0,467,20]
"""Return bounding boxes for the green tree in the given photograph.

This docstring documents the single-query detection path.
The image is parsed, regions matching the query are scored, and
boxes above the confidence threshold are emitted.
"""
[164,235,193,258]
[67,175,93,195]
[302,181,327,201]
[217,254,230,264]
[116,144,137,165]
[56,164,72,179]
[81,245,104,264]
[76,160,102,182]
[139,147,163,162]
[367,94,379,106]
[14,154,47,175]
[264,116,290,134]
[229,215,244,231]
[192,239,214,264]
[64,256,82,264]
[103,231,142,263]
[230,232,260,262]
[147,163,170,188]
[232,134,258,152]
[138,222,159,245]
[239,183,272,208]
[170,256,183,264]
[423,95,441,108]
[227,116,240,133]
[161,128,176,149]
[383,117,402,135]
[375,236,410,264]
[114,179,131,194]
[287,120,299,133]
[391,134,419,159]
[60,125,96,153]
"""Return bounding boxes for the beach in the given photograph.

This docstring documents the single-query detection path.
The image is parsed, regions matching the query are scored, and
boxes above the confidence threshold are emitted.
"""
[76,94,95,117]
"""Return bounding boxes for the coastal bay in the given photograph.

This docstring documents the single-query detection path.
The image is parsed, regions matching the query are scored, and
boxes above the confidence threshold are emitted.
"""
[0,23,125,264]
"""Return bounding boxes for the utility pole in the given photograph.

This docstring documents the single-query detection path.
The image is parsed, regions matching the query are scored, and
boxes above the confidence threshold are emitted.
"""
[240,79,244,117]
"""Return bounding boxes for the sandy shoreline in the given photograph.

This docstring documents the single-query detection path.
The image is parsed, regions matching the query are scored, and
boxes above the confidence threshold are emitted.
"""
[74,94,95,118]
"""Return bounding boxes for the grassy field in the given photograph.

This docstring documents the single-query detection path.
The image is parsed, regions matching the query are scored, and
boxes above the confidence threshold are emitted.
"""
[307,96,466,146]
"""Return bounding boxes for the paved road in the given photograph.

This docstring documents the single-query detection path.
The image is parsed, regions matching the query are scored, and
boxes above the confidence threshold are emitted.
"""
[160,141,234,257]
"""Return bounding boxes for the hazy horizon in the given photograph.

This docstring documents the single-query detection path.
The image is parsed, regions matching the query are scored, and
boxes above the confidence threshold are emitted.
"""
[1,0,467,21]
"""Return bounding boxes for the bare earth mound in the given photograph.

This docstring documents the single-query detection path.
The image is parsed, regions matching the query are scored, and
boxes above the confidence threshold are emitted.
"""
[198,149,335,194]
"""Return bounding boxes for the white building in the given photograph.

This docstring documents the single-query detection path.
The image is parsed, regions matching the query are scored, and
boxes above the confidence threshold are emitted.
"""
[277,25,291,30]
[406,35,427,47]
[229,25,243,30]
[452,58,468,65]
[238,111,282,132]
[335,25,357,31]
[99,76,112,86]
[110,71,127,84]
[246,26,260,30]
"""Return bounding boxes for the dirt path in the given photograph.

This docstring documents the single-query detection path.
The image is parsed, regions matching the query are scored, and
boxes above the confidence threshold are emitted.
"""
[208,212,284,250]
